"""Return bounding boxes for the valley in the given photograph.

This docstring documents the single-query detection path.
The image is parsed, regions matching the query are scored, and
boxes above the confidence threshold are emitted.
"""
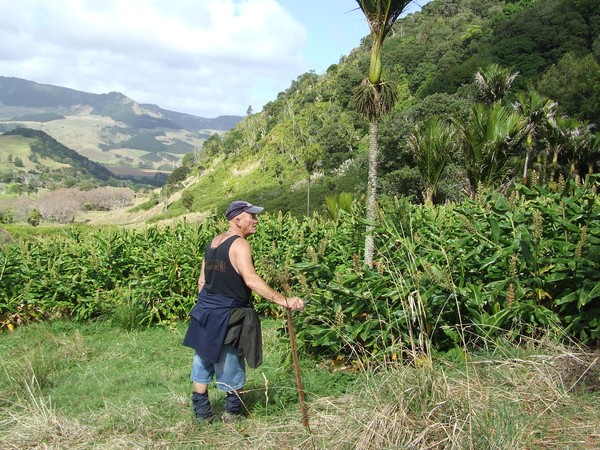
[0,114,211,170]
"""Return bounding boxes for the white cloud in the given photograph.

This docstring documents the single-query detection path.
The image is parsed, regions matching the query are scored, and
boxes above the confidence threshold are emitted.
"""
[0,0,308,117]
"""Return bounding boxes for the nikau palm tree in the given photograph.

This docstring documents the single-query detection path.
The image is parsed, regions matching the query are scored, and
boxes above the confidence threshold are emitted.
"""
[353,0,411,267]
[456,103,528,196]
[408,117,456,205]
[512,90,557,184]
[547,116,592,181]
[474,63,519,105]
[582,132,600,176]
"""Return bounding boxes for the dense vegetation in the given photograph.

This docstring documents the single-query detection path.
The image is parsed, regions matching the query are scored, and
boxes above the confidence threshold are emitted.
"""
[1,0,599,351]
[2,177,598,357]
[159,0,599,220]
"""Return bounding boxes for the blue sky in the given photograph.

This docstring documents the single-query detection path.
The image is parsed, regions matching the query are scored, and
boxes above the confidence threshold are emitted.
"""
[0,0,430,118]
[283,0,430,73]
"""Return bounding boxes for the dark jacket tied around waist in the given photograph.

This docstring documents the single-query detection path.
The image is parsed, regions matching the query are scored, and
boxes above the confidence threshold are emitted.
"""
[183,289,263,368]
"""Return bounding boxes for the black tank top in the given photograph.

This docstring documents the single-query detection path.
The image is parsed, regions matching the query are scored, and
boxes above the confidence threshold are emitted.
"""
[203,235,251,302]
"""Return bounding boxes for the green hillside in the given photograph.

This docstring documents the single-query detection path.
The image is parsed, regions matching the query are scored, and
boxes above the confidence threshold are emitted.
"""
[3,128,114,179]
[155,0,599,221]
[0,128,168,195]
[2,131,74,165]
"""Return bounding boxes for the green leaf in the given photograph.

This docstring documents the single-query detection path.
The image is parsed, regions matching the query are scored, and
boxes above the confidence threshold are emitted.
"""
[489,217,500,242]
[519,231,536,268]
[578,281,600,308]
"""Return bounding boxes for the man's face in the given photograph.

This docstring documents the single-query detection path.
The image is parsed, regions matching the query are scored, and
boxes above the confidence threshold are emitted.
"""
[237,212,259,236]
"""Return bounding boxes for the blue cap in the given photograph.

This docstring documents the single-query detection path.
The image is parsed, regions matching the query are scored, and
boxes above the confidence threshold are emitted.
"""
[225,200,264,220]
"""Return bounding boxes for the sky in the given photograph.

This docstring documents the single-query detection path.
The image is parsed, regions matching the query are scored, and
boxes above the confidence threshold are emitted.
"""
[0,0,430,118]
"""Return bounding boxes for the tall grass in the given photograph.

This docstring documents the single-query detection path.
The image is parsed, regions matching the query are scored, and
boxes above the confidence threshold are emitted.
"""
[1,319,598,449]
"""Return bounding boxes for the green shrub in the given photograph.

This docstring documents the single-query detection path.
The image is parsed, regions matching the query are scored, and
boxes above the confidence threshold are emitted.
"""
[1,177,598,361]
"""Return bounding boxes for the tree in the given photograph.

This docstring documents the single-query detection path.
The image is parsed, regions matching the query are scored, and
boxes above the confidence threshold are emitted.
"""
[83,187,134,210]
[0,207,13,224]
[537,53,600,126]
[300,142,323,215]
[240,111,268,153]
[160,183,177,211]
[201,134,222,159]
[38,189,82,223]
[181,189,194,211]
[352,0,411,267]
[280,101,325,215]
[28,208,42,226]
[181,152,196,168]
[408,117,456,205]
[167,165,191,185]
[581,132,600,176]
[456,102,528,195]
[547,116,592,179]
[474,63,519,104]
[512,90,557,184]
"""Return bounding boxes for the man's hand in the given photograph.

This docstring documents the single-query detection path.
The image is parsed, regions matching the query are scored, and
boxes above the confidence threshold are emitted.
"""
[286,296,305,311]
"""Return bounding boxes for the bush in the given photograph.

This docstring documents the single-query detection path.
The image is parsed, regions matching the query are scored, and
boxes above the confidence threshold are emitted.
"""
[181,189,194,211]
[27,208,42,226]
[0,207,13,224]
[1,177,598,359]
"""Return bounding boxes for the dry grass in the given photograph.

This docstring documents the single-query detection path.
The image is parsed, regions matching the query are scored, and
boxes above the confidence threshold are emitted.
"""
[300,347,599,450]
[77,189,208,227]
[1,324,598,449]
[0,375,94,449]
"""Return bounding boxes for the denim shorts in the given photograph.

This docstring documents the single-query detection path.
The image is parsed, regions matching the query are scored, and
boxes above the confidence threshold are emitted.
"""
[191,345,246,392]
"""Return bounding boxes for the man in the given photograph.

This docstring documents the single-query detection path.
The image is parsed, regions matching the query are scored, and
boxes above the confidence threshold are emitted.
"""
[183,200,305,423]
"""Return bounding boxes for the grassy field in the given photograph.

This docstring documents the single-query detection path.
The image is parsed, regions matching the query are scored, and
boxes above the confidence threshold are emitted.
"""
[0,135,68,172]
[1,319,598,449]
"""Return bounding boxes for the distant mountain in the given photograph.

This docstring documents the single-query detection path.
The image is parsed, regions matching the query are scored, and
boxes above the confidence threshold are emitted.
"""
[0,76,243,170]
[140,104,242,131]
[0,76,240,131]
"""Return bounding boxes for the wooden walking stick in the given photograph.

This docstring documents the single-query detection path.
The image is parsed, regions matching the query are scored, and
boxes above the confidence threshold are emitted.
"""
[285,300,310,431]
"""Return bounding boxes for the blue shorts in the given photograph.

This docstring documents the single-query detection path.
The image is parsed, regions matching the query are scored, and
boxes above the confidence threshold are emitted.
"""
[191,345,246,392]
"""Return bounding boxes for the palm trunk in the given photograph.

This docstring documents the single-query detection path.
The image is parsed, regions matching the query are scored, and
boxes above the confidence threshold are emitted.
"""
[369,39,384,85]
[523,147,531,184]
[541,146,549,185]
[425,187,434,206]
[552,146,560,165]
[364,119,378,268]
[307,176,311,216]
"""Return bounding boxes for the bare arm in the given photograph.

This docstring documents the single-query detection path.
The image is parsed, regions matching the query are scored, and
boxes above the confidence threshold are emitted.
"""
[197,260,206,293]
[231,238,304,310]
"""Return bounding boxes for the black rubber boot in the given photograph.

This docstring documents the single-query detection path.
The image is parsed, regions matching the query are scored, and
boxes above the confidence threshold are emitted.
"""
[191,392,215,424]
[222,391,244,422]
